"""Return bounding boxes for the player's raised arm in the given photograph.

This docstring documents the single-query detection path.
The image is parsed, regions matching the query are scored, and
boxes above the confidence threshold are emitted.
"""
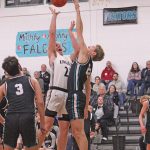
[73,0,89,57]
[48,7,60,64]
[69,21,80,61]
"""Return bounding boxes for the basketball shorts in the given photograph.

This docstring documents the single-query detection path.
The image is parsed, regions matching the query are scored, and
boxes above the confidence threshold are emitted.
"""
[3,113,37,148]
[45,89,68,118]
[145,125,150,144]
[66,91,86,120]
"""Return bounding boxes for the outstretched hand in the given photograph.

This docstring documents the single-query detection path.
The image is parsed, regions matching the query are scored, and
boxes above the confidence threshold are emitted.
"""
[69,21,75,31]
[73,0,80,12]
[49,7,60,16]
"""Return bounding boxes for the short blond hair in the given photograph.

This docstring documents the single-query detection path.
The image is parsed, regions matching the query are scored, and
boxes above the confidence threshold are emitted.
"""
[93,44,105,61]
[140,95,150,104]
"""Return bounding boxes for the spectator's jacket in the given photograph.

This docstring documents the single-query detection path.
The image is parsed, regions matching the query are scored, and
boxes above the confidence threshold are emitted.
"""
[141,68,150,83]
[108,80,126,93]
[127,71,141,81]
[93,104,113,120]
[40,71,50,94]
[104,92,119,106]
[101,67,115,81]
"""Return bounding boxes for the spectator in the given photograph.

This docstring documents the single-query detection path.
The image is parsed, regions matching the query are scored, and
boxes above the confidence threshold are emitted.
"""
[90,85,106,107]
[34,71,44,94]
[93,96,114,141]
[101,61,116,89]
[22,67,30,77]
[39,64,50,95]
[104,85,119,119]
[108,73,126,110]
[127,62,141,96]
[139,60,150,96]
[93,76,105,94]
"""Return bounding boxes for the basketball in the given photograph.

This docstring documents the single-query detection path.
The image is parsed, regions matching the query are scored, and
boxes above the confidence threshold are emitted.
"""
[51,0,67,7]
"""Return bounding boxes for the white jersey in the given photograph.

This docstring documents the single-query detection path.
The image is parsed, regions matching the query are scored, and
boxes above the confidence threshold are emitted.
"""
[49,52,72,90]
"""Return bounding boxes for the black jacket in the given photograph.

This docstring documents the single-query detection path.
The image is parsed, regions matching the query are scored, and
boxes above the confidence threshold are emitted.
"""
[39,71,50,94]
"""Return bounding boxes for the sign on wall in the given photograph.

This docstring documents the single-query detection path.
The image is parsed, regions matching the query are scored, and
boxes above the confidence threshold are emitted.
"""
[16,29,75,57]
[103,6,137,25]
[5,0,44,7]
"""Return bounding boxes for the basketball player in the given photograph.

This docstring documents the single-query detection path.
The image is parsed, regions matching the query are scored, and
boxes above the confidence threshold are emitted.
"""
[66,0,104,150]
[0,56,45,150]
[139,95,150,150]
[37,7,79,150]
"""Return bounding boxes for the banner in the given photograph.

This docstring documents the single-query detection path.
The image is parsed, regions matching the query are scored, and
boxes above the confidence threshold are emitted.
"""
[16,29,75,57]
[6,0,44,7]
[103,6,137,25]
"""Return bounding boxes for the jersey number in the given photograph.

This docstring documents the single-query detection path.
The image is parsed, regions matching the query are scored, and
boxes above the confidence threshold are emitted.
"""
[64,66,69,77]
[15,84,24,95]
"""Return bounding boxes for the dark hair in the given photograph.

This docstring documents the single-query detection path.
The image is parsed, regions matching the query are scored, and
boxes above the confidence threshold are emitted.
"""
[130,62,140,73]
[93,44,105,61]
[108,84,117,92]
[2,56,21,76]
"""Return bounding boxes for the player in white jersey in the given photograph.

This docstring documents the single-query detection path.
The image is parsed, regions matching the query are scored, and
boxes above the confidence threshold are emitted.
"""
[37,7,79,150]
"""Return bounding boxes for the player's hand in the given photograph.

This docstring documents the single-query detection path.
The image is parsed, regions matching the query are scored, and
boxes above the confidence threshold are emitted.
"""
[40,124,46,135]
[49,7,60,16]
[73,0,80,12]
[90,131,95,139]
[140,126,147,134]
[69,21,75,31]
[84,107,88,119]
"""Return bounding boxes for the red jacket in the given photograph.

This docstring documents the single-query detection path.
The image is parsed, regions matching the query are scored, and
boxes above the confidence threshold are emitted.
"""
[101,67,115,81]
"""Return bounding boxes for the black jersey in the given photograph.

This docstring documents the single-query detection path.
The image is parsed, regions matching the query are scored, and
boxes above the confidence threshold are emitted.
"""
[5,76,35,114]
[67,57,93,93]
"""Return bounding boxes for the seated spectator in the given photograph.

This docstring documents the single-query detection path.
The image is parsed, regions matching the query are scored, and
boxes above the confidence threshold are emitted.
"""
[101,61,116,89]
[108,73,126,110]
[139,60,150,96]
[39,64,50,95]
[93,96,114,141]
[34,71,44,94]
[104,85,119,119]
[90,85,106,107]
[22,67,30,76]
[92,76,105,94]
[127,62,141,96]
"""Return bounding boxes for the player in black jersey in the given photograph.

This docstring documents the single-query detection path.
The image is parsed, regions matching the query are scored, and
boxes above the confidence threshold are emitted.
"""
[139,95,150,150]
[0,56,45,150]
[66,0,104,150]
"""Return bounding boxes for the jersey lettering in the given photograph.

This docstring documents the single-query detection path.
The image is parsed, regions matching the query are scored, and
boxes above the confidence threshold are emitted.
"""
[15,83,24,95]
[64,66,70,77]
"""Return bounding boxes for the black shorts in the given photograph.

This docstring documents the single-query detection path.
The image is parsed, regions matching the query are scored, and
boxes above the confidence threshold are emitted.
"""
[66,92,86,120]
[145,125,150,144]
[4,113,37,148]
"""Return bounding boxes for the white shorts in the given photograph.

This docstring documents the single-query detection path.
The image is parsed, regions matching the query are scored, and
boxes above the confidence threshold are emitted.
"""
[45,89,68,115]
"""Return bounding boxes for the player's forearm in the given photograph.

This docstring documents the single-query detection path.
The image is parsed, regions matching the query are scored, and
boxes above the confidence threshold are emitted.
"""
[37,100,45,125]
[50,14,57,36]
[139,115,145,127]
[85,79,91,107]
